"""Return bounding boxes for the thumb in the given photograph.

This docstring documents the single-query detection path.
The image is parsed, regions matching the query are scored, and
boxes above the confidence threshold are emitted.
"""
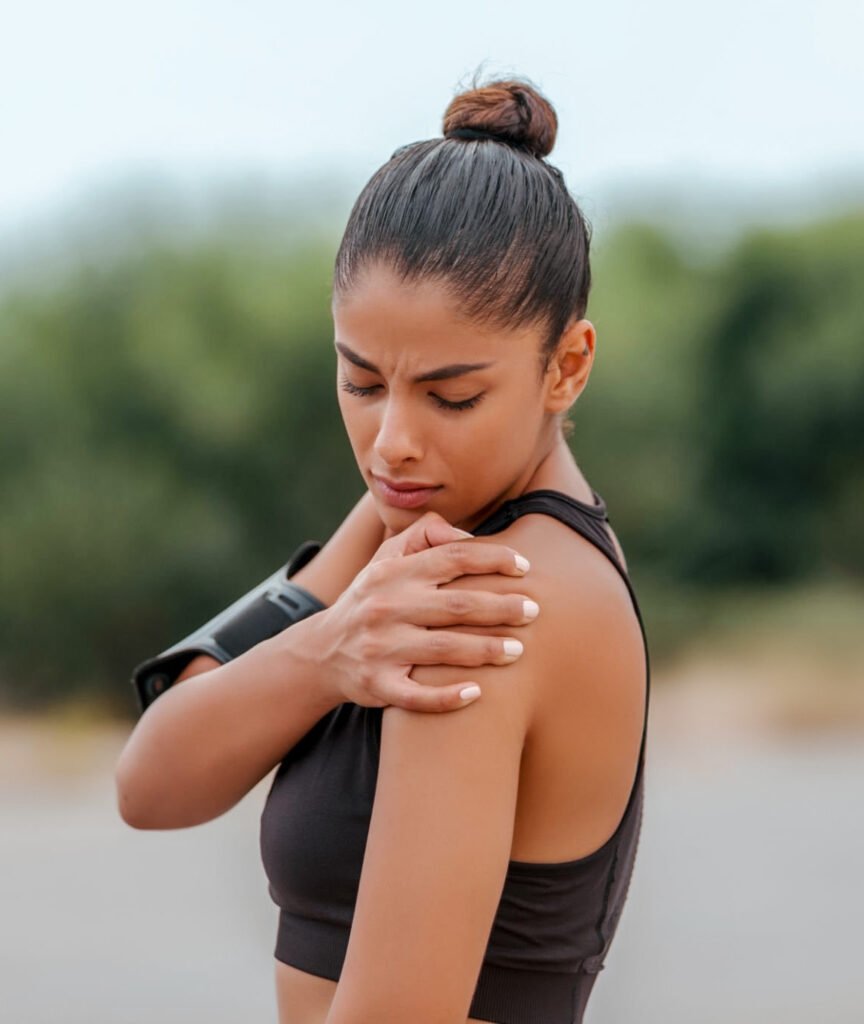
[388,511,474,558]
[401,511,473,555]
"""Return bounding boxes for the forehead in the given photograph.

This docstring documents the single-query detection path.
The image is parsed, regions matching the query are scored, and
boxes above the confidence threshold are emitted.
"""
[332,263,540,368]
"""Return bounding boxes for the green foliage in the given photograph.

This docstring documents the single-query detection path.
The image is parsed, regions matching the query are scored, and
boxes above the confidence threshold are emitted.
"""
[0,236,361,711]
[682,215,864,581]
[1,203,861,711]
[581,213,864,588]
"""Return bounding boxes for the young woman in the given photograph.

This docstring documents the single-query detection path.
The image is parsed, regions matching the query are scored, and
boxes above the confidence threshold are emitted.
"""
[116,76,650,1024]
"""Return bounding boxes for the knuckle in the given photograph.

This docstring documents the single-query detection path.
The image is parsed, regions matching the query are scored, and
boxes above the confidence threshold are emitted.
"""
[363,560,387,589]
[488,636,505,660]
[443,589,472,616]
[427,630,453,654]
[357,629,383,662]
[448,541,471,569]
[429,688,449,713]
[351,572,372,604]
[362,595,389,625]
[351,665,371,697]
[400,688,419,711]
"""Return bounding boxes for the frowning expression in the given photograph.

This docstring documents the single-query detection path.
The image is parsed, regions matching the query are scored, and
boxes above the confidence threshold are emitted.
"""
[332,262,556,533]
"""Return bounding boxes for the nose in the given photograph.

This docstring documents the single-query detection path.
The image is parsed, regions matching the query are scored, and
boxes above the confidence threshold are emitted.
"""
[372,393,425,467]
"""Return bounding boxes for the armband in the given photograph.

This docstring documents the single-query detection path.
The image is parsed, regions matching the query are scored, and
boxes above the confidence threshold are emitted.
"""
[130,539,326,714]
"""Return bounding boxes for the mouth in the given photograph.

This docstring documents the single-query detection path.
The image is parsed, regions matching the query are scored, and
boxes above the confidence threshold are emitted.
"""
[373,474,439,491]
[372,474,443,509]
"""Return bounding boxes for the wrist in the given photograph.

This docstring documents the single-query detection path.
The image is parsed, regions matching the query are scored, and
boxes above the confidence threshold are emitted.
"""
[275,610,344,714]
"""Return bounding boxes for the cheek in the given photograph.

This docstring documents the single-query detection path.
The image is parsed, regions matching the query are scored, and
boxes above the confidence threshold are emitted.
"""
[336,395,363,446]
[474,394,539,459]
[337,396,382,453]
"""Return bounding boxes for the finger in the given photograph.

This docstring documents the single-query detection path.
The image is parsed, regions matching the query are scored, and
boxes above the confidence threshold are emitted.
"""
[396,589,540,628]
[368,510,462,564]
[390,681,484,713]
[436,589,540,627]
[418,538,531,585]
[399,510,472,557]
[399,629,525,667]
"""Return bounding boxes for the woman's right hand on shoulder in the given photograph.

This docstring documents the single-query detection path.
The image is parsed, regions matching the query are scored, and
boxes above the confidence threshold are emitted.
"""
[309,510,538,712]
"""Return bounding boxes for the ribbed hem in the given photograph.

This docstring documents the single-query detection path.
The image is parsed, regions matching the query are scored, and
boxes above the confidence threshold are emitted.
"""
[274,909,347,982]
[468,962,591,1024]
[275,910,599,1024]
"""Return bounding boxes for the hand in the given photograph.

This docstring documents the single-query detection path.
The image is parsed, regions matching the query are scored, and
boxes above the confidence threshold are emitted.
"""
[310,509,538,712]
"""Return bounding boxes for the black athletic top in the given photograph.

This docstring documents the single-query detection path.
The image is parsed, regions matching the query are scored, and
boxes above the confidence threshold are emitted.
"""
[259,488,650,1024]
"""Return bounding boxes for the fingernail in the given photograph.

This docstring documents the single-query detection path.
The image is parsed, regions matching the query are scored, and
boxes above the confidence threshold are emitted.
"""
[514,554,530,573]
[503,639,524,658]
[453,528,473,537]
[522,599,540,620]
[460,684,481,700]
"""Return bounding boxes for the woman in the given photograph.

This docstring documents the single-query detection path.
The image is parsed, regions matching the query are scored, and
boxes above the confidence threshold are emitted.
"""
[116,75,650,1024]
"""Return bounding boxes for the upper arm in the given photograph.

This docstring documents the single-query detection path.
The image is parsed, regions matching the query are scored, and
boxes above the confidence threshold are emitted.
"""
[324,543,546,1024]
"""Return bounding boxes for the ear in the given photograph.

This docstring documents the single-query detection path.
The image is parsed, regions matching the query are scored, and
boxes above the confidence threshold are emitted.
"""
[543,319,595,414]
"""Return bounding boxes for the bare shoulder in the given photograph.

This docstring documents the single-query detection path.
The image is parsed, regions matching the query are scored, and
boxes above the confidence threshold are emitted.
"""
[434,513,646,733]
[438,511,642,652]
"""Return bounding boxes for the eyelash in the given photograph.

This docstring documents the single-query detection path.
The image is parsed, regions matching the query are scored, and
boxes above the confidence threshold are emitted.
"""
[338,377,485,412]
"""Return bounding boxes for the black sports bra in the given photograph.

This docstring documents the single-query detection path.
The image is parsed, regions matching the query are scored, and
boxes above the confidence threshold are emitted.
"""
[259,488,650,1024]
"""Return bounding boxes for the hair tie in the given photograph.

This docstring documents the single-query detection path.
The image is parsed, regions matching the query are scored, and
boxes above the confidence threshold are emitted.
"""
[445,126,531,154]
[446,127,500,143]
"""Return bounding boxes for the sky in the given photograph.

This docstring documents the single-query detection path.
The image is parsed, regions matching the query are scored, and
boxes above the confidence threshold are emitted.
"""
[2,0,863,250]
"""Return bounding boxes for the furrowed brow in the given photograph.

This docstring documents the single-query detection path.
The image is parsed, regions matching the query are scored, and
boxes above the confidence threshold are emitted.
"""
[334,341,495,382]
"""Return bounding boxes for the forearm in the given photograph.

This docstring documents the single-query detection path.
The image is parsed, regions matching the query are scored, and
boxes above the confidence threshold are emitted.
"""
[115,612,340,830]
[289,488,385,606]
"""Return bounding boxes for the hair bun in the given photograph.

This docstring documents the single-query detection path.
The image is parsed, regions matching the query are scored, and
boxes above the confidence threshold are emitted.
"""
[442,76,558,159]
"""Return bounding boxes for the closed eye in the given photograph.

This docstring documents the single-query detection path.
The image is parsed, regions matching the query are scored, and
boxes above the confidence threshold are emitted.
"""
[339,376,485,412]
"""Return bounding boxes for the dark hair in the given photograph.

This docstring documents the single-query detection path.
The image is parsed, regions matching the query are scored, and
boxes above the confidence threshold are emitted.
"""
[332,73,592,390]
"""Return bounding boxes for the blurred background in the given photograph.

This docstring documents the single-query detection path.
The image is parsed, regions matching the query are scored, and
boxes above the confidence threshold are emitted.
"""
[1,1,862,1021]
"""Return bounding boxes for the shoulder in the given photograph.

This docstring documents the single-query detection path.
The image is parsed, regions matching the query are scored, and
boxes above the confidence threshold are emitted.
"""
[413,512,643,723]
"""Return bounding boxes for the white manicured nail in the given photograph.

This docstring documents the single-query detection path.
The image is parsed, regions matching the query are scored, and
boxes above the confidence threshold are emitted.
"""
[460,685,481,700]
[503,639,524,658]
[522,599,540,620]
[514,554,530,573]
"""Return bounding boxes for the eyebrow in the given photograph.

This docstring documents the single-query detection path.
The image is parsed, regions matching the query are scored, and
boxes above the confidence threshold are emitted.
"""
[334,341,495,383]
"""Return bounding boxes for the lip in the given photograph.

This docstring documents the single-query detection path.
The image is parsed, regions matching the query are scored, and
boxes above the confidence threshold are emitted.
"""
[372,474,442,509]
[373,474,439,491]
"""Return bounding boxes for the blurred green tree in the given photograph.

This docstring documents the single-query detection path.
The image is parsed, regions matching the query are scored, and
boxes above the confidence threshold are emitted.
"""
[678,214,864,582]
[0,205,861,712]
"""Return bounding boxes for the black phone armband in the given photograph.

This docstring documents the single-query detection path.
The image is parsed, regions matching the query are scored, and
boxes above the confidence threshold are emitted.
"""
[130,540,326,714]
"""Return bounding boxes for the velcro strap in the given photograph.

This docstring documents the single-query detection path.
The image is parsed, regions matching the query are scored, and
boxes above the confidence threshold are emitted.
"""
[212,594,298,657]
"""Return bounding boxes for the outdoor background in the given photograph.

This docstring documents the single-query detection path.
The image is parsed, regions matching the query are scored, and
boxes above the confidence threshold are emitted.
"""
[1,2,862,1022]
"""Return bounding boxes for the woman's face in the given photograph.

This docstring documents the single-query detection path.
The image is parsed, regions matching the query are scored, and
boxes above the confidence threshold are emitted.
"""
[332,262,563,534]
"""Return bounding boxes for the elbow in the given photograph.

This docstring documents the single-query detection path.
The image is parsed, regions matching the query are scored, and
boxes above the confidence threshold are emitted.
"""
[113,748,222,831]
[116,789,153,831]
[114,739,180,830]
[113,697,184,830]
[114,751,159,830]
[114,767,182,830]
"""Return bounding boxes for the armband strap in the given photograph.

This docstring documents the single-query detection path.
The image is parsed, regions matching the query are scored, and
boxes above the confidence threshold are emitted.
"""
[130,539,326,714]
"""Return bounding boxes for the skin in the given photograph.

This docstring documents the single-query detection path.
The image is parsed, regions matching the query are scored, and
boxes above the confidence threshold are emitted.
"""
[332,263,592,539]
[273,262,646,1024]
